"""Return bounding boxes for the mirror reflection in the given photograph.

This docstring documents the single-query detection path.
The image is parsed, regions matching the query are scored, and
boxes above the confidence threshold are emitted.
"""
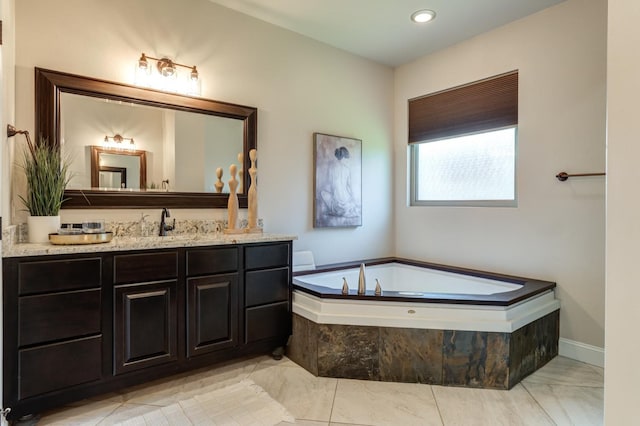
[100,166,127,189]
[61,92,244,194]
[90,146,146,190]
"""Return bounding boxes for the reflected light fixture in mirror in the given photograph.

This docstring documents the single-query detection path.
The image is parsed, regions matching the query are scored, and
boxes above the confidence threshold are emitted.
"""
[135,53,200,96]
[104,134,134,147]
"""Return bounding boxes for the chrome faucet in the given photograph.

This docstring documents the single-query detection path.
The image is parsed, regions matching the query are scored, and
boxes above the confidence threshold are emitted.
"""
[159,208,175,236]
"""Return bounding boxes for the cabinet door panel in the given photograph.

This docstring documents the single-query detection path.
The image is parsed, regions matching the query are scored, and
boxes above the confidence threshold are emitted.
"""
[245,267,289,307]
[19,289,101,346]
[245,301,290,343]
[18,257,102,295]
[114,281,177,375]
[19,336,102,399]
[245,244,290,270]
[187,274,238,357]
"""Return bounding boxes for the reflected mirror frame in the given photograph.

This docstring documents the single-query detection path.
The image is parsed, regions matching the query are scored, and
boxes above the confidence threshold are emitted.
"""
[91,146,147,190]
[35,67,257,209]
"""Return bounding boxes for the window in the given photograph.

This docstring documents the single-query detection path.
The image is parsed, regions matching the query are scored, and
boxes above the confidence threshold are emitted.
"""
[408,71,518,207]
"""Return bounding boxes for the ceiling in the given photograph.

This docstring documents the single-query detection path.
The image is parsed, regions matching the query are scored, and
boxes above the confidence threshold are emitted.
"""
[208,0,566,67]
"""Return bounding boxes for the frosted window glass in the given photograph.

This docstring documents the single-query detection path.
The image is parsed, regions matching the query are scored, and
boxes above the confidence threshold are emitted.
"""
[415,128,515,202]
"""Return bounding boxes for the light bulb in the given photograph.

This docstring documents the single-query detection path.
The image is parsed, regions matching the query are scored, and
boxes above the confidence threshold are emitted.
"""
[411,10,436,23]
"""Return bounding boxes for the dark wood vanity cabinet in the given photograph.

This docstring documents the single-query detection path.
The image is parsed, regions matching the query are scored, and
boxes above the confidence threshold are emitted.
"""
[2,240,292,421]
[113,251,179,375]
[3,254,106,415]
[186,247,240,357]
[244,244,291,343]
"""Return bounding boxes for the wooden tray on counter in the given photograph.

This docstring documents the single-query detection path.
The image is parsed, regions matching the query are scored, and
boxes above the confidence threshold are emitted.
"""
[49,232,113,245]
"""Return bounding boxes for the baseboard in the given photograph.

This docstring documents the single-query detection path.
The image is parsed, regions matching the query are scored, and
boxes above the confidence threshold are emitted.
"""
[559,337,605,368]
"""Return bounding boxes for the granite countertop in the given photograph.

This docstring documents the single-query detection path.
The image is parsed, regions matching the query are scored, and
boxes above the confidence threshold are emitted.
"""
[3,233,297,258]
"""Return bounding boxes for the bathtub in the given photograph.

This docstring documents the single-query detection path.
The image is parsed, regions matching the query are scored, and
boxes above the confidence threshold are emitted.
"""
[292,259,559,333]
[288,259,560,389]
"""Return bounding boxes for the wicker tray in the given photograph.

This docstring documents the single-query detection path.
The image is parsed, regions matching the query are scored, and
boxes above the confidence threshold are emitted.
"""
[49,232,113,245]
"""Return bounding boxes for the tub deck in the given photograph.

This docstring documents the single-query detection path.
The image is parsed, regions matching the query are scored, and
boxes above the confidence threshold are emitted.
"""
[293,258,556,306]
[288,258,560,390]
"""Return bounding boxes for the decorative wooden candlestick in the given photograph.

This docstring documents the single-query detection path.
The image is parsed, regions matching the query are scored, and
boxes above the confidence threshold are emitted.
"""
[245,148,262,233]
[224,164,244,234]
[214,167,224,193]
[237,152,244,193]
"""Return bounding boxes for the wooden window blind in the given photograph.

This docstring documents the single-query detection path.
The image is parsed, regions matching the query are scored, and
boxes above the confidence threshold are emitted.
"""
[408,71,518,144]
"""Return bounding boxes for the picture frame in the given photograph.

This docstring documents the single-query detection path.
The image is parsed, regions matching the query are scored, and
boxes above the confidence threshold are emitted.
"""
[313,133,362,227]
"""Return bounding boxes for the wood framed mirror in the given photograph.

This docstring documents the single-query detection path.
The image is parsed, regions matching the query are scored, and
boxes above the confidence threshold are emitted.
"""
[99,166,127,189]
[91,146,147,190]
[35,67,257,209]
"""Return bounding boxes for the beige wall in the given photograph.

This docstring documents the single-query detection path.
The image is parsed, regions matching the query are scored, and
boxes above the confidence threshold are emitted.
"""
[1,0,16,225]
[605,0,640,421]
[394,0,607,348]
[11,0,395,265]
[1,0,17,423]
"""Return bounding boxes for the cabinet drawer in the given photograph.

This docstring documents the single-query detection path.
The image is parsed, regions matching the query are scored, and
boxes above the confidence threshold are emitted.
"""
[19,289,101,347]
[19,335,102,399]
[18,257,102,295]
[114,251,177,284]
[245,244,290,270]
[245,301,290,343]
[245,267,289,307]
[187,247,238,276]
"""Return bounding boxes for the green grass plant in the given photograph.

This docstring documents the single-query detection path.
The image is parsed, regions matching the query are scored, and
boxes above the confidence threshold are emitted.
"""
[19,139,72,216]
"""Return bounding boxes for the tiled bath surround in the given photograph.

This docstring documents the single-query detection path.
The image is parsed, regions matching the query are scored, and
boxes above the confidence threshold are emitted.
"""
[288,310,559,390]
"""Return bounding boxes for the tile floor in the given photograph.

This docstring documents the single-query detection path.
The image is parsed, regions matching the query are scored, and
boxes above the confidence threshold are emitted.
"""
[36,355,603,425]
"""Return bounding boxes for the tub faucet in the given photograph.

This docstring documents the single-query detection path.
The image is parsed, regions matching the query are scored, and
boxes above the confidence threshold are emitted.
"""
[159,208,175,236]
[358,263,366,295]
[342,277,349,295]
[375,279,382,296]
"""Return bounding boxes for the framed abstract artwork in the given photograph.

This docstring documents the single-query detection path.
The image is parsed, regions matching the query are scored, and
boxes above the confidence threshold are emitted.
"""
[313,133,362,227]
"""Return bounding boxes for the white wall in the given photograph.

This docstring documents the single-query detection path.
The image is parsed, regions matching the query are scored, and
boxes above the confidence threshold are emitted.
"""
[394,0,606,349]
[605,0,640,421]
[11,0,395,264]
[203,115,244,194]
[175,111,206,192]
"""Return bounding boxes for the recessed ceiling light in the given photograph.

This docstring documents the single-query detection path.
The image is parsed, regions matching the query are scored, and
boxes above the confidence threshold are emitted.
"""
[411,9,436,24]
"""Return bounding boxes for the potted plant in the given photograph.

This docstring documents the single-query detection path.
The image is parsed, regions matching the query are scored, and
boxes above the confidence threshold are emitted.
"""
[18,134,72,243]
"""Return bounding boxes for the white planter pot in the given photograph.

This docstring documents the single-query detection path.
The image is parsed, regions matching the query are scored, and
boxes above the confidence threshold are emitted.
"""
[28,215,61,244]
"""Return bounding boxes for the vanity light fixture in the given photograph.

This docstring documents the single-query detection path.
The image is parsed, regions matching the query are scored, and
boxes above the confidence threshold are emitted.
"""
[136,52,201,96]
[411,9,436,23]
[104,134,134,146]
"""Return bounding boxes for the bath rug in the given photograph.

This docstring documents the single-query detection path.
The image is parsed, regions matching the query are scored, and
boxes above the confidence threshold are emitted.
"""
[114,379,295,425]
